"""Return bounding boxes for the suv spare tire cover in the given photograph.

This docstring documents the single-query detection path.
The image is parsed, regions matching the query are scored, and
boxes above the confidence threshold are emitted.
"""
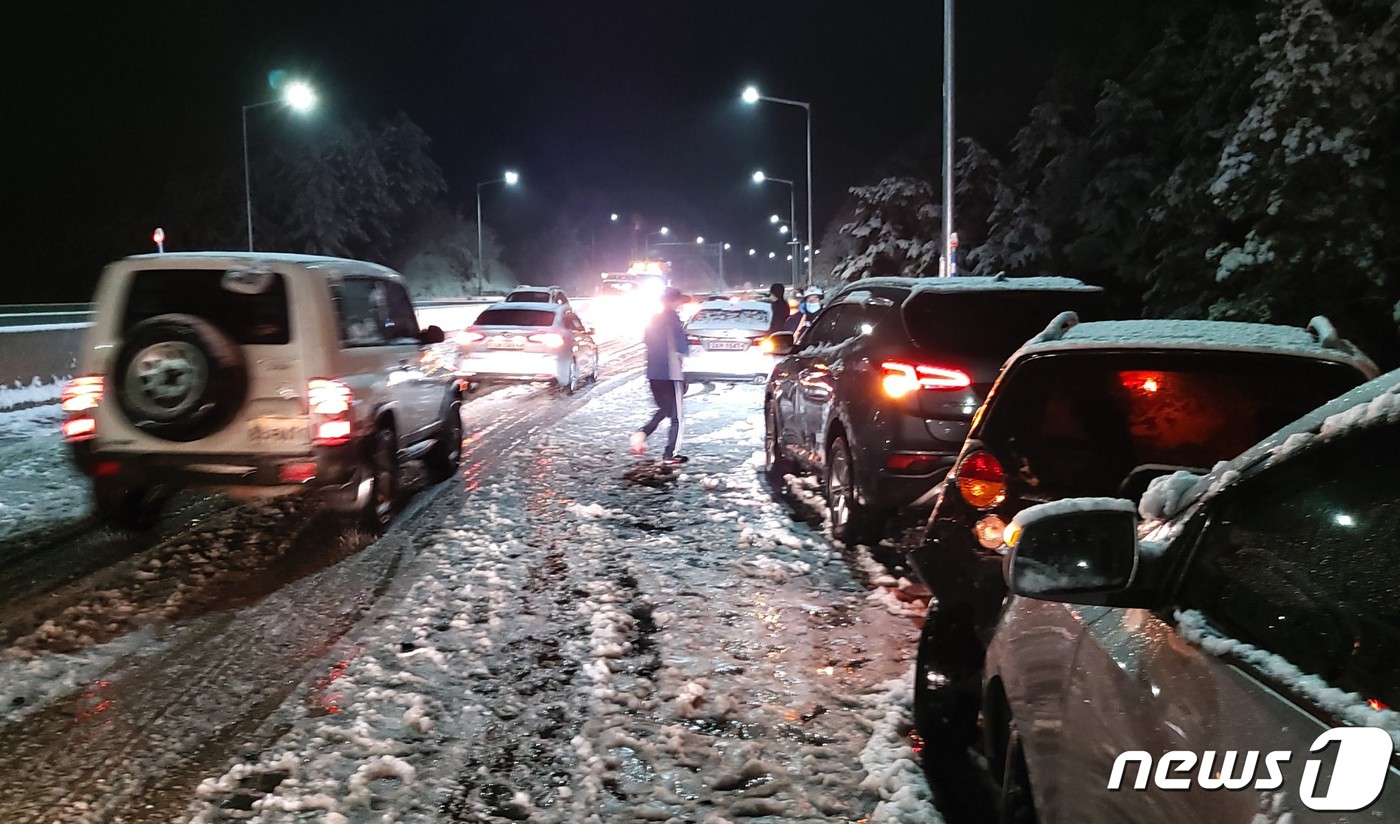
[112,313,248,442]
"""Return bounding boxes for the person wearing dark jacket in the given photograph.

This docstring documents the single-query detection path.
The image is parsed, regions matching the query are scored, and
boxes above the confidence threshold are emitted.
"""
[630,287,691,463]
[766,283,791,334]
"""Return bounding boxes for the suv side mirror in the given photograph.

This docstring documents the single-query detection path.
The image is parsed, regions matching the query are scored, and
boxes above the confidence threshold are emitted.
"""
[767,331,795,356]
[1005,498,1140,605]
[419,325,446,345]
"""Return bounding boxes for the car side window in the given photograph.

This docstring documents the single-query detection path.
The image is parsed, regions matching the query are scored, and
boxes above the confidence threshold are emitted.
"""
[1174,426,1400,712]
[382,280,421,344]
[799,305,849,347]
[335,278,388,347]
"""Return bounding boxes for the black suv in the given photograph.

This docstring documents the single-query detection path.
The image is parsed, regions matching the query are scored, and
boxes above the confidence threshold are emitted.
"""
[908,314,1379,752]
[763,275,1104,544]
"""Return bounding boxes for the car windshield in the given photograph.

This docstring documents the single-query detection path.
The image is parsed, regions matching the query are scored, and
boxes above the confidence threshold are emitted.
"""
[980,351,1366,497]
[903,290,1104,361]
[474,308,556,327]
[122,268,290,345]
[688,307,770,331]
[509,291,551,303]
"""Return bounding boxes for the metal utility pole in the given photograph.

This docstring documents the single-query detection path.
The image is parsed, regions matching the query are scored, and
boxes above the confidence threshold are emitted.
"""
[941,0,956,276]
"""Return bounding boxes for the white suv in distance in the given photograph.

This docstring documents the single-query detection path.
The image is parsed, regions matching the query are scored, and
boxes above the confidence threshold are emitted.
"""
[61,252,464,531]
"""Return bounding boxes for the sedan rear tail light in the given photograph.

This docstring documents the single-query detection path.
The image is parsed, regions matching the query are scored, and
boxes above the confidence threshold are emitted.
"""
[880,361,972,398]
[528,332,566,349]
[309,379,353,446]
[455,330,486,344]
[688,336,703,346]
[61,376,104,442]
[955,450,1007,509]
[757,336,776,354]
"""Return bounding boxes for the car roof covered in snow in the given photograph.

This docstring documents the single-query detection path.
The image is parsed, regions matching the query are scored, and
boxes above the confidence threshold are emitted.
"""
[1143,367,1400,523]
[1020,316,1378,374]
[482,301,563,314]
[115,251,402,280]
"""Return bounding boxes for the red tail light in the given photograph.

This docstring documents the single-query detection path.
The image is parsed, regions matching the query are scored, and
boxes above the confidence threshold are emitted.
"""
[528,332,566,349]
[955,451,1006,509]
[308,379,352,415]
[309,379,353,446]
[880,361,972,398]
[62,417,98,440]
[61,376,104,442]
[688,337,703,346]
[62,376,105,412]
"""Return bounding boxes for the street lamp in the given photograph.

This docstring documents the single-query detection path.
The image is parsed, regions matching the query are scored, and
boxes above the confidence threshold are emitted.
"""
[610,213,619,222]
[696,236,705,245]
[742,85,814,286]
[753,170,800,287]
[476,171,520,295]
[242,79,317,251]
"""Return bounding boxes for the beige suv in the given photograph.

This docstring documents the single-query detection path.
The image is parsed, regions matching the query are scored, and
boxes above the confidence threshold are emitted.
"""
[61,252,463,530]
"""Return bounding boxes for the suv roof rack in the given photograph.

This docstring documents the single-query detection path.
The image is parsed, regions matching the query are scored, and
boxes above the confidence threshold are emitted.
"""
[1307,315,1370,359]
[1031,310,1081,344]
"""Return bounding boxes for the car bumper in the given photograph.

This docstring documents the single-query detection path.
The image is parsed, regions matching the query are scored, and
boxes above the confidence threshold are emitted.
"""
[684,350,774,382]
[458,351,563,381]
[69,440,362,490]
[908,524,1008,636]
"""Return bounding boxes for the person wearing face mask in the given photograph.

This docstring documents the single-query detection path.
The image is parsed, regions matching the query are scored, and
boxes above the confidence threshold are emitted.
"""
[784,286,824,335]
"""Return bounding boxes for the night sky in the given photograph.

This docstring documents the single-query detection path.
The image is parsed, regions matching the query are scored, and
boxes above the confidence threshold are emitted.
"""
[4,1,1124,299]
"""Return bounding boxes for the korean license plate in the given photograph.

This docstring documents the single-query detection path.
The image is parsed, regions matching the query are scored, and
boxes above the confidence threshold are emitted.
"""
[248,417,308,444]
[705,340,749,351]
[488,336,526,350]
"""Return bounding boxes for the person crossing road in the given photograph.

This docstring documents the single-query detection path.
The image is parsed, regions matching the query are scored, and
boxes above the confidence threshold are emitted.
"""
[630,287,690,463]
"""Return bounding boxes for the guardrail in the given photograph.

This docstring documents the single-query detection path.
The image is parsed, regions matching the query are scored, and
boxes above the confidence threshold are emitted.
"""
[0,303,95,330]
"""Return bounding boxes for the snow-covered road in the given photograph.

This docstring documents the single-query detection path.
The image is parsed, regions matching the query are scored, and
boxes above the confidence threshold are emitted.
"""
[0,367,939,822]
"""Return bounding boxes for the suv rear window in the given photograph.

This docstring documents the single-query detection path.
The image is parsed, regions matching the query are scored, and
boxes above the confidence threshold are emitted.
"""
[122,269,290,345]
[476,308,556,327]
[981,351,1365,497]
[902,290,1103,360]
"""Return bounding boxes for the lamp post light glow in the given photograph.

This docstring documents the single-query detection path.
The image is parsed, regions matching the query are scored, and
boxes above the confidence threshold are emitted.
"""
[741,85,814,286]
[768,252,776,259]
[242,78,317,251]
[610,213,619,222]
[779,225,790,235]
[752,170,766,183]
[770,214,780,224]
[477,171,521,295]
[748,249,756,256]
[696,236,705,245]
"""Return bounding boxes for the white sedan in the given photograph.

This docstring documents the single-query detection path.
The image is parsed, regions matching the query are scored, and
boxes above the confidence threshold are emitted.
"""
[455,302,599,394]
[682,300,777,384]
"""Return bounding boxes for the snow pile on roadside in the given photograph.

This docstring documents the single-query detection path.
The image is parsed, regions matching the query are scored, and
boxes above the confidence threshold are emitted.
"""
[859,669,943,823]
[0,378,63,411]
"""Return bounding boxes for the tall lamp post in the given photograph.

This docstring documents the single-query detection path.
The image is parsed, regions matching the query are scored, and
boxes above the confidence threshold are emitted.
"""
[743,86,813,287]
[242,80,316,252]
[476,171,519,295]
[753,171,799,288]
[942,0,956,276]
[643,226,670,258]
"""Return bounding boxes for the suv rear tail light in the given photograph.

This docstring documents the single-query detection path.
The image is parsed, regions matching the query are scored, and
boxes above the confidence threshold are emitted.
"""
[880,361,972,398]
[62,376,105,412]
[528,332,566,349]
[955,450,1006,509]
[309,379,353,446]
[61,376,104,442]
